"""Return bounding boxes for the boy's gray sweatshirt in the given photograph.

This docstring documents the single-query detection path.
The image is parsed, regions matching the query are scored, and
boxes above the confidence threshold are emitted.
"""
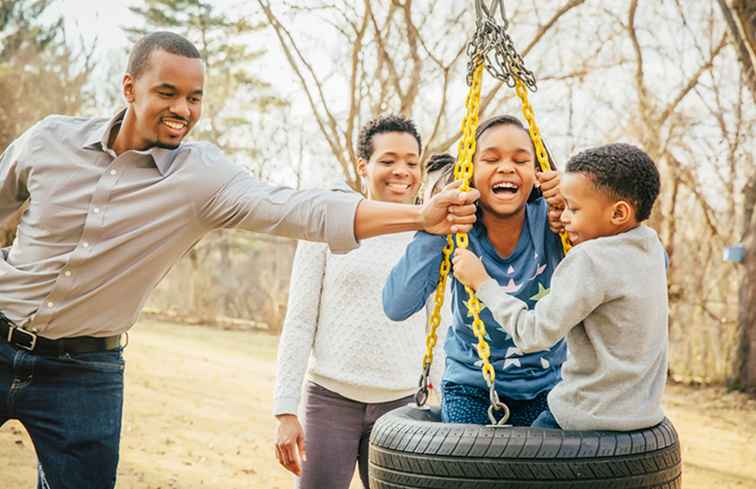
[476,225,668,431]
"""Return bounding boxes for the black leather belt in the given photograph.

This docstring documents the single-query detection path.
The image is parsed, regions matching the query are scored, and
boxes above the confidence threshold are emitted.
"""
[0,312,121,356]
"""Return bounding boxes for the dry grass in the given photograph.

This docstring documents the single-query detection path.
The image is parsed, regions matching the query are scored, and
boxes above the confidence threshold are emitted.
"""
[1,320,755,488]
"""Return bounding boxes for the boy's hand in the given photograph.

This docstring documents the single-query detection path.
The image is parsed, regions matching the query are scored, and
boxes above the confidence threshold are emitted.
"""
[538,171,565,234]
[452,248,491,291]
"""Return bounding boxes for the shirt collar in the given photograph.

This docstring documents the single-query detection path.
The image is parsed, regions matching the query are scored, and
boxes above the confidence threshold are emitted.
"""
[82,109,124,151]
[82,109,176,176]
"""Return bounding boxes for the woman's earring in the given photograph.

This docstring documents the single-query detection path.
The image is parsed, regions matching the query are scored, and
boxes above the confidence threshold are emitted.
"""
[360,178,368,195]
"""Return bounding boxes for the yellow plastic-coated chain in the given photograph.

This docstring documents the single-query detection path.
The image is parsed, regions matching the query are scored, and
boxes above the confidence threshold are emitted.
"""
[454,63,497,388]
[419,63,497,390]
[515,79,572,254]
[421,235,454,370]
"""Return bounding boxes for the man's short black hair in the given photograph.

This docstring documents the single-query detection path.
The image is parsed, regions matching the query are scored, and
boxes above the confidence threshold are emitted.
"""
[127,31,202,79]
[357,115,422,160]
[566,143,660,221]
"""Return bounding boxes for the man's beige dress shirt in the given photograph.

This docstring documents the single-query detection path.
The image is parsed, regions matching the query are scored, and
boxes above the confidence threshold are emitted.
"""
[0,111,360,338]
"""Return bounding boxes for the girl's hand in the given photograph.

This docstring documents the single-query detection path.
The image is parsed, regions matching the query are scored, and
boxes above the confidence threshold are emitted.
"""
[275,414,306,476]
[547,207,565,234]
[538,171,565,233]
[452,248,491,291]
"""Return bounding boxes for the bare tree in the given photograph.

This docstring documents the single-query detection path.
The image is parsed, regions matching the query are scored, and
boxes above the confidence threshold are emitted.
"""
[0,0,94,246]
[257,0,587,189]
[717,0,756,388]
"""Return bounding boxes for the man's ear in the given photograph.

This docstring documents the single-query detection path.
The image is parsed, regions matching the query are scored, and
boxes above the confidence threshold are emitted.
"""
[611,200,634,225]
[357,158,368,177]
[123,73,136,104]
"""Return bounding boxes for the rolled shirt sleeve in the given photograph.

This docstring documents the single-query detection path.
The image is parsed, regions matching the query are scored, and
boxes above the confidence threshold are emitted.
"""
[194,143,362,254]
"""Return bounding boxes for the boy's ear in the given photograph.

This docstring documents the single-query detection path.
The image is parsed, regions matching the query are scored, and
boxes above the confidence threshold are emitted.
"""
[357,158,368,177]
[611,200,634,225]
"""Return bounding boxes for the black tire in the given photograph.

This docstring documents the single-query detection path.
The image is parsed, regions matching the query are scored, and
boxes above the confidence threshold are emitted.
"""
[368,405,681,489]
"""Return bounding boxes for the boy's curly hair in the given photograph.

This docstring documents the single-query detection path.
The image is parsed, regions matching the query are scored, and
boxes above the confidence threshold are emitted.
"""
[357,115,422,161]
[566,143,660,221]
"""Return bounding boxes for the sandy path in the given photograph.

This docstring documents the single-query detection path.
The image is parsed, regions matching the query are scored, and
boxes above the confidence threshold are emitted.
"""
[1,320,755,488]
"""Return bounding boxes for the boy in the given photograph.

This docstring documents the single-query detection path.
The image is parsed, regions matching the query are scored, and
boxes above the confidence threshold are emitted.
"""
[452,143,667,431]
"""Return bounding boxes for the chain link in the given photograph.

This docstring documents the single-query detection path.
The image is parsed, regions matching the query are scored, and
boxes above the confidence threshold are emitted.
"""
[466,13,536,91]
[415,65,499,405]
[416,236,454,407]
[416,2,572,412]
[515,79,573,253]
[453,64,497,391]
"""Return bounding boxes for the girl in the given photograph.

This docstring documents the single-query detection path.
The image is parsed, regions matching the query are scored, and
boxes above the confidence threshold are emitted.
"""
[274,115,433,489]
[383,114,566,425]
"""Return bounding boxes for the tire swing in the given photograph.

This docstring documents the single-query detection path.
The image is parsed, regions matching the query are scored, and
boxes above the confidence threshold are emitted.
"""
[368,2,682,488]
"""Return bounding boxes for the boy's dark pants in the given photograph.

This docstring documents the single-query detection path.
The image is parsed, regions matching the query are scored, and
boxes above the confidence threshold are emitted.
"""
[0,341,125,489]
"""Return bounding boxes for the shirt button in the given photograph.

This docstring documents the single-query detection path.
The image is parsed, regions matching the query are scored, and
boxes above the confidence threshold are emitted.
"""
[110,169,117,176]
[47,302,54,308]
[64,270,72,277]
[83,242,90,248]
[94,208,101,214]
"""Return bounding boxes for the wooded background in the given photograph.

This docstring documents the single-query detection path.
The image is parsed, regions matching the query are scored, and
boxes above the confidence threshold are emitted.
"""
[1,0,754,387]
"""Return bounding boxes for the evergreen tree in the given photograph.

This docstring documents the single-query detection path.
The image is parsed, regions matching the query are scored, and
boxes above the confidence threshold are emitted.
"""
[126,0,287,162]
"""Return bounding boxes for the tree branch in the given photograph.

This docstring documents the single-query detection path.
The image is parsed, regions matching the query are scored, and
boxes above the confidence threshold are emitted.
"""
[657,33,728,126]
[433,0,587,151]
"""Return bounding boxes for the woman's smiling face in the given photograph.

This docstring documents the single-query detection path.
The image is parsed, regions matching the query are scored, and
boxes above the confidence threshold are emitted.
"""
[359,131,422,204]
[473,123,537,219]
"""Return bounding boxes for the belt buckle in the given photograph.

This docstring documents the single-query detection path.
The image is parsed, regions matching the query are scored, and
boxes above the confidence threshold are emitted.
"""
[8,326,37,351]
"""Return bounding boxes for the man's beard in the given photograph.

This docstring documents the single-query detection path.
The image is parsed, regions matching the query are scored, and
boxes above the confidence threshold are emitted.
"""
[154,139,181,150]
[150,139,183,149]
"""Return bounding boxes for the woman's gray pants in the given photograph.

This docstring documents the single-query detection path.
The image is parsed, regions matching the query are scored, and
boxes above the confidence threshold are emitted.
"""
[295,381,413,489]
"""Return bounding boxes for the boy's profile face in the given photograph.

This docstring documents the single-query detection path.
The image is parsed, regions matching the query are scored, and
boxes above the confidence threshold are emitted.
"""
[560,172,634,245]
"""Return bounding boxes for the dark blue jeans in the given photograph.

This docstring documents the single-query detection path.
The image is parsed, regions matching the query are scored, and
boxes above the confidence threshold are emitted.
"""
[441,381,550,426]
[0,341,125,489]
[531,408,562,429]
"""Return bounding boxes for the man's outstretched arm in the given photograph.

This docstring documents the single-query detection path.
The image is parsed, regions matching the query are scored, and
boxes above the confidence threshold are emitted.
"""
[353,181,478,240]
[196,145,478,252]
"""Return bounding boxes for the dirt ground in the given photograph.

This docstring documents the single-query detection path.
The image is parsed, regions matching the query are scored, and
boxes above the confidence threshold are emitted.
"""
[1,320,755,488]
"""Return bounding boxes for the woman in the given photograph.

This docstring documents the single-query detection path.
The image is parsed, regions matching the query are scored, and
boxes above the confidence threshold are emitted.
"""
[273,114,430,489]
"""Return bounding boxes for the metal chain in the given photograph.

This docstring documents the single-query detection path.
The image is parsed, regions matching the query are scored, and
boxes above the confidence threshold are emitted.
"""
[415,235,454,407]
[415,65,500,410]
[466,6,537,91]
[415,2,570,423]
[515,79,572,253]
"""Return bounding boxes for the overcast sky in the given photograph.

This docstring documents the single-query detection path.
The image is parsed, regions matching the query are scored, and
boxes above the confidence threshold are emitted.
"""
[43,1,748,197]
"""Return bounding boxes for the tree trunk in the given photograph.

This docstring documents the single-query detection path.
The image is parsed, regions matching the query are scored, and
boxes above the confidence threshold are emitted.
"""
[738,173,756,388]
[717,0,756,103]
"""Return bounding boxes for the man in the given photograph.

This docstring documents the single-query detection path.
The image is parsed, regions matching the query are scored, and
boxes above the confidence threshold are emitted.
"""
[0,32,478,489]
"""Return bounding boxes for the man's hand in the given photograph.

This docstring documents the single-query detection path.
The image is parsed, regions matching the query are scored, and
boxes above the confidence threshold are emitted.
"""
[422,181,480,235]
[275,414,306,476]
[538,171,565,234]
[452,248,491,291]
